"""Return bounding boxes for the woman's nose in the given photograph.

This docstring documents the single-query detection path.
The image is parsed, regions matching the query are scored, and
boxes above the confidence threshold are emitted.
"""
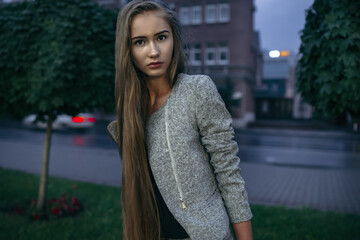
[148,42,160,58]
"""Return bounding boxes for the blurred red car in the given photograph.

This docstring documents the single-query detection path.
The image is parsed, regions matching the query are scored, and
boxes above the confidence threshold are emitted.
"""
[23,113,96,130]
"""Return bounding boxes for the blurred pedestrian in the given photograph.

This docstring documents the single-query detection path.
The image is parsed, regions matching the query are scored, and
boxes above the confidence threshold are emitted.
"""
[108,1,252,239]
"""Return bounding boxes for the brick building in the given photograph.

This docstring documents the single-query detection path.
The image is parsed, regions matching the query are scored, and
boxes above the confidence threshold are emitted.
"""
[166,0,262,127]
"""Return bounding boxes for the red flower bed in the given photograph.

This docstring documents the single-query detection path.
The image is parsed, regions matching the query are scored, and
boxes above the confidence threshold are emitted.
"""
[7,184,82,220]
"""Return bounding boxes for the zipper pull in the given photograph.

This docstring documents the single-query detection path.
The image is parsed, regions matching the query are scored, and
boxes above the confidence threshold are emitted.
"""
[180,199,186,210]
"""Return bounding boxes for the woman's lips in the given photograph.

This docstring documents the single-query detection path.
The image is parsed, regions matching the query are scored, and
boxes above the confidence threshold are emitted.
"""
[147,62,163,69]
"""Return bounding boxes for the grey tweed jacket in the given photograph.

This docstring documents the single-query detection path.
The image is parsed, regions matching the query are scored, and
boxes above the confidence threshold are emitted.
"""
[107,74,252,240]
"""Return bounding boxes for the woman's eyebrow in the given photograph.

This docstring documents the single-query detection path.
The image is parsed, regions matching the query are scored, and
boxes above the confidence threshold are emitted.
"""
[131,30,170,40]
[154,30,170,36]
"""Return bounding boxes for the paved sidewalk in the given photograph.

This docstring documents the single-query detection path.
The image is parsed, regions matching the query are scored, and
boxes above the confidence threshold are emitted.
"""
[240,162,360,215]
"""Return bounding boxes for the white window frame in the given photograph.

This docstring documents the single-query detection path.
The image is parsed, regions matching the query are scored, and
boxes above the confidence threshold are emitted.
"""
[191,6,202,25]
[179,7,190,25]
[217,43,229,65]
[205,44,216,65]
[205,4,217,24]
[218,3,230,23]
[190,44,202,66]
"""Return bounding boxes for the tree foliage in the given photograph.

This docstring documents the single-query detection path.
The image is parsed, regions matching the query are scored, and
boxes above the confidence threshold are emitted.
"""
[0,0,117,118]
[296,0,360,122]
[0,0,117,210]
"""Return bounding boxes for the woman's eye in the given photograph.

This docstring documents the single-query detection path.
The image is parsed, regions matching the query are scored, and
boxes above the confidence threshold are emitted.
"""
[134,40,144,46]
[158,35,167,41]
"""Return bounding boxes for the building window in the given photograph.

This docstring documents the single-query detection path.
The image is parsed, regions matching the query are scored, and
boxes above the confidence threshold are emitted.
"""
[218,43,229,65]
[262,101,269,113]
[190,43,202,66]
[218,3,230,22]
[179,7,190,25]
[191,6,202,25]
[205,4,217,24]
[205,43,216,65]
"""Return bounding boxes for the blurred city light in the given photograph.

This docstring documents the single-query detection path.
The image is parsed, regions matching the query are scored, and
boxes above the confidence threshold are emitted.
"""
[269,50,291,58]
[280,50,290,57]
[269,50,280,58]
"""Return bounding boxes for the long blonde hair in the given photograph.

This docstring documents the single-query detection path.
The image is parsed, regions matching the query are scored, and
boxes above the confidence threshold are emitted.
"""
[114,1,186,239]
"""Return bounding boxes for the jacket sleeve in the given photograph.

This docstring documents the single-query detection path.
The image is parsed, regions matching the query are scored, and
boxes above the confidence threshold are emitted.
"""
[107,120,119,145]
[195,75,252,223]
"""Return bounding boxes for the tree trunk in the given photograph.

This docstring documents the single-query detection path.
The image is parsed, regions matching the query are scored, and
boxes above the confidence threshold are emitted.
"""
[36,112,54,211]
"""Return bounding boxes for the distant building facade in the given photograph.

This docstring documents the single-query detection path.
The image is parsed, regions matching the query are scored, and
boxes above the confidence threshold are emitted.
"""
[255,50,312,119]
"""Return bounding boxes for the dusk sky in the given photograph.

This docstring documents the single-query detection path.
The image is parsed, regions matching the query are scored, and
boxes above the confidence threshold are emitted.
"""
[254,0,314,53]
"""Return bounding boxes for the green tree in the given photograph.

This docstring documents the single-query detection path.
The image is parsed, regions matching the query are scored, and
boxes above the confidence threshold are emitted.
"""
[0,0,117,210]
[296,0,360,129]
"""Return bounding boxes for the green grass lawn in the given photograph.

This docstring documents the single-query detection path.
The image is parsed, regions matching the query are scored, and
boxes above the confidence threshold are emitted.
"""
[1,168,359,240]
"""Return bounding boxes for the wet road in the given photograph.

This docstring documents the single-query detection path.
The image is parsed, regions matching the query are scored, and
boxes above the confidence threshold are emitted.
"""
[0,120,121,185]
[1,120,360,186]
[1,120,360,167]
[235,128,360,169]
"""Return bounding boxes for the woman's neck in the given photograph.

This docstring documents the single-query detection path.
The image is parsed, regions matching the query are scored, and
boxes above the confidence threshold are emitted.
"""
[146,77,171,114]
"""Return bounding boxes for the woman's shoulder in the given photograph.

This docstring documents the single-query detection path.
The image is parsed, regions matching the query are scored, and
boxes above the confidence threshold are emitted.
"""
[176,73,215,90]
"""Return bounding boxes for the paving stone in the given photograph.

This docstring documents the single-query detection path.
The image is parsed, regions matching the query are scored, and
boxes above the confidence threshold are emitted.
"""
[241,162,360,215]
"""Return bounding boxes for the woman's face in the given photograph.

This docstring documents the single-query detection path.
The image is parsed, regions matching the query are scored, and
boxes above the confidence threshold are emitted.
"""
[130,10,174,81]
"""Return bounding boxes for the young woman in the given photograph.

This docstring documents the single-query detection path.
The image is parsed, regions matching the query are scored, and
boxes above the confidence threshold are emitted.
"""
[107,1,253,239]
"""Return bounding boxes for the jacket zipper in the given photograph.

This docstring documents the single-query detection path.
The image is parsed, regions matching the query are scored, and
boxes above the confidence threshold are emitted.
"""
[165,104,186,210]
